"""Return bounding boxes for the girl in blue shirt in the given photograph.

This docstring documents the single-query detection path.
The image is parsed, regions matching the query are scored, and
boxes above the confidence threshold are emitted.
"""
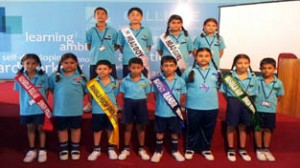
[193,18,226,67]
[220,54,258,162]
[182,48,220,161]
[157,14,194,76]
[48,53,87,161]
[14,54,48,163]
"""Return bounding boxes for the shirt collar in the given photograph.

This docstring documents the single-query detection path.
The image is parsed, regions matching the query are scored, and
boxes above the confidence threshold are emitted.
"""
[96,75,116,84]
[125,73,146,81]
[258,75,278,83]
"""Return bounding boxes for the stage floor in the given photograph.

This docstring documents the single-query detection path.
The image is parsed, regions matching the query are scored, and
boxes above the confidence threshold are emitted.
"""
[1,81,300,168]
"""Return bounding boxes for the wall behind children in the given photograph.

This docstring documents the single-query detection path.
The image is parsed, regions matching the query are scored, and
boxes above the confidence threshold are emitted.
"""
[0,0,272,79]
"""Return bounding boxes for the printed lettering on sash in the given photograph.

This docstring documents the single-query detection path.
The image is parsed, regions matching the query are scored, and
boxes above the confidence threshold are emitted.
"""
[160,33,186,72]
[121,26,150,78]
[15,74,53,131]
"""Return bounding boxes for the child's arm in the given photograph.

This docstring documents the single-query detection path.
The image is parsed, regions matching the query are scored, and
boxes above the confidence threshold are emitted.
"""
[157,50,163,56]
[219,49,224,58]
[180,94,186,109]
[87,44,91,51]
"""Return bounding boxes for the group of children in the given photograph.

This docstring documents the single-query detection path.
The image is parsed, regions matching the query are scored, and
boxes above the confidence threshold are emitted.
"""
[14,6,284,164]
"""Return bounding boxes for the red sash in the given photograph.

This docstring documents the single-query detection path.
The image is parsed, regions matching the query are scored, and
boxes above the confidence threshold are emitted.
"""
[15,74,53,131]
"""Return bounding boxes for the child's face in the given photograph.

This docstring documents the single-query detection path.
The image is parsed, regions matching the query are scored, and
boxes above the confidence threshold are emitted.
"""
[161,61,177,76]
[128,63,144,77]
[260,64,276,78]
[204,21,218,34]
[23,58,38,73]
[96,64,112,78]
[128,10,143,24]
[94,10,108,23]
[169,19,182,32]
[61,58,77,73]
[195,51,212,67]
[235,58,250,73]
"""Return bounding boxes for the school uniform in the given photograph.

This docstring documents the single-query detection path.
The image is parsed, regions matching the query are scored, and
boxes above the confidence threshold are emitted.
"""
[117,25,153,77]
[120,73,151,124]
[86,25,118,79]
[157,31,194,68]
[48,70,87,130]
[182,65,219,152]
[90,76,119,132]
[14,71,48,125]
[220,70,258,127]
[193,33,225,67]
[152,74,186,134]
[255,75,284,129]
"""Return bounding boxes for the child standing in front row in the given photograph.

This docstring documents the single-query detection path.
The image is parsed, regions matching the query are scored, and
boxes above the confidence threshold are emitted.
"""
[182,48,220,161]
[151,56,186,163]
[87,60,119,161]
[254,58,284,161]
[193,18,225,67]
[117,7,153,77]
[14,54,48,163]
[118,57,151,160]
[48,53,87,161]
[220,54,258,162]
[157,14,194,76]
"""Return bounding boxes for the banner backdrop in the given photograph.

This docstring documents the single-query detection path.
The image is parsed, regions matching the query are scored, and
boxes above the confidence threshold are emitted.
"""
[0,0,269,79]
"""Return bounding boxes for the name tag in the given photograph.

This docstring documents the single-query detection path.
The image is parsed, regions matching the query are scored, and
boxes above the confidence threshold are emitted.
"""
[28,99,36,105]
[262,100,271,107]
[99,45,106,51]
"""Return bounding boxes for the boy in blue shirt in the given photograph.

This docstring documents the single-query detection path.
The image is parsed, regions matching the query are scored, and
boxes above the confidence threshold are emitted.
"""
[84,7,118,112]
[86,7,118,79]
[254,58,284,162]
[118,57,151,160]
[117,7,153,77]
[151,56,186,163]
[87,60,119,161]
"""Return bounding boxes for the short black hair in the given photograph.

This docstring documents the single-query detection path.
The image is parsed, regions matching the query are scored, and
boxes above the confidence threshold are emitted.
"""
[161,55,177,66]
[128,57,143,66]
[127,7,143,16]
[260,57,276,68]
[94,7,108,15]
[96,60,112,69]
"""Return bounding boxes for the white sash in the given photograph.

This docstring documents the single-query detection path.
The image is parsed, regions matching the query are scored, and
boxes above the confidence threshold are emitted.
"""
[160,33,186,72]
[121,26,150,78]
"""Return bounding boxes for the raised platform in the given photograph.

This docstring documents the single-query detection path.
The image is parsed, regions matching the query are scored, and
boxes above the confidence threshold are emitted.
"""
[1,81,300,168]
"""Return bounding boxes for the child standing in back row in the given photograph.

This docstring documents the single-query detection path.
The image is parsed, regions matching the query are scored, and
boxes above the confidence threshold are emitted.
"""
[14,54,48,163]
[117,7,153,78]
[254,58,284,161]
[194,18,225,67]
[157,14,194,75]
[48,53,87,161]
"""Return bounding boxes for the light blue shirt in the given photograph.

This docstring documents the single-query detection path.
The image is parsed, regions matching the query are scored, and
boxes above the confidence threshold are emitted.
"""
[117,26,153,65]
[90,76,119,114]
[193,33,225,67]
[14,71,48,116]
[255,75,284,113]
[86,25,118,65]
[120,73,151,99]
[152,74,186,117]
[220,70,258,97]
[48,71,87,117]
[182,65,219,110]
[157,31,194,66]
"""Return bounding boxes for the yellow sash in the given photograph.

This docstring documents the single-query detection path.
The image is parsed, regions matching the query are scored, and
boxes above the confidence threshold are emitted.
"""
[87,78,119,147]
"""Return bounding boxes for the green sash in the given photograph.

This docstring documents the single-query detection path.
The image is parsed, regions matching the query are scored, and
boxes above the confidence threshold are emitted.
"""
[223,74,260,130]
